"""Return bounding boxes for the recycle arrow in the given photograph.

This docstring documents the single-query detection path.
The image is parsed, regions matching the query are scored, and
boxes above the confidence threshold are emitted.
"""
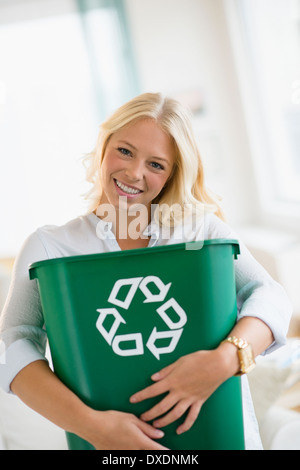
[156,298,187,330]
[107,277,143,310]
[112,333,144,357]
[96,308,126,345]
[139,276,171,303]
[107,276,171,309]
[146,327,183,360]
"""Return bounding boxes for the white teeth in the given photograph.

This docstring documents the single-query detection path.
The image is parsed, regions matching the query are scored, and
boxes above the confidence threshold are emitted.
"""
[115,179,142,195]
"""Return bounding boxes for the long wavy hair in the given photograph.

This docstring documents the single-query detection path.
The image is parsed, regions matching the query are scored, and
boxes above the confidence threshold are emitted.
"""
[82,92,225,225]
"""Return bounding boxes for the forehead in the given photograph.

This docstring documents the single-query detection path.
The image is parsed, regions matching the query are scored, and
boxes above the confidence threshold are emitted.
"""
[110,119,175,159]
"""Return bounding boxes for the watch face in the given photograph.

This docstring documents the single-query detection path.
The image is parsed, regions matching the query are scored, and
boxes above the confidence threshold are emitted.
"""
[238,345,256,374]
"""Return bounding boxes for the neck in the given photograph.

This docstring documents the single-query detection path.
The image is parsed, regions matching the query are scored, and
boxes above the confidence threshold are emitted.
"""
[95,200,151,243]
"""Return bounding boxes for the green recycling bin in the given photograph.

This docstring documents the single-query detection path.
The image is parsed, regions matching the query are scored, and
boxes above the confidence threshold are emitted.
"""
[29,239,245,450]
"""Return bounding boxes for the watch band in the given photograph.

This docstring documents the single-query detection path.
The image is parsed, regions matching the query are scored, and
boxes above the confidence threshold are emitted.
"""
[221,336,256,376]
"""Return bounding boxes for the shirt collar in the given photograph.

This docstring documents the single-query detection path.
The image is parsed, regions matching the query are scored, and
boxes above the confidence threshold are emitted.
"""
[142,220,160,240]
[95,218,115,240]
[90,212,161,242]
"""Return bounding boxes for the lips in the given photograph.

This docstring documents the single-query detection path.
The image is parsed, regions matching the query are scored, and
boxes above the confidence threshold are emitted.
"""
[113,178,143,196]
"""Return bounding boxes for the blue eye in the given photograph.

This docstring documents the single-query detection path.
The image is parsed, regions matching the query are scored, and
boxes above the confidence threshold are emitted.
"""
[150,162,164,170]
[118,147,131,156]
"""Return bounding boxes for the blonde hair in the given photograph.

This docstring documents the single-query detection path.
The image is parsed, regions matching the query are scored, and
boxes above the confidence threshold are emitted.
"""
[83,92,225,225]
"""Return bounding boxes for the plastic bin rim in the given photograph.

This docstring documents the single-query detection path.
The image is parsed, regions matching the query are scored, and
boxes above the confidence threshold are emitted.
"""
[29,238,239,277]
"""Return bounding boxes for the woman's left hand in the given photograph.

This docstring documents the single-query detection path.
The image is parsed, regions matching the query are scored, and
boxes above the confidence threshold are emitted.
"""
[130,348,232,435]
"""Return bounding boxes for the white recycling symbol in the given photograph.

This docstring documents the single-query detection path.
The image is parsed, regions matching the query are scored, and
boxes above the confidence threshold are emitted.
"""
[95,276,187,360]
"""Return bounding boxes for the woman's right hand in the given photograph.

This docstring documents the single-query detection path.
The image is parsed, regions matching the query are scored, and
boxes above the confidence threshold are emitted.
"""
[83,409,169,450]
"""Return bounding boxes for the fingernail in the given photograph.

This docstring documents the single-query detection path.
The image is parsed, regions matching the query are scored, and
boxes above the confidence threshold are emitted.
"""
[152,372,160,380]
[130,396,137,403]
[155,429,164,438]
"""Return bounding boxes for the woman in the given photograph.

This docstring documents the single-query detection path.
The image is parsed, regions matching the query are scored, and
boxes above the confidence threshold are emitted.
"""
[0,93,292,450]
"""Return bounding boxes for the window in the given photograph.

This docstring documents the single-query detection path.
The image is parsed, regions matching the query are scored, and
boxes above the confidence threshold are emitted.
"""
[0,0,139,257]
[226,0,300,221]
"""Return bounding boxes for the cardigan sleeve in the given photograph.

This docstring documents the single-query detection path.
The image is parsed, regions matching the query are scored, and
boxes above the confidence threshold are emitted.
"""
[204,213,292,354]
[0,232,49,393]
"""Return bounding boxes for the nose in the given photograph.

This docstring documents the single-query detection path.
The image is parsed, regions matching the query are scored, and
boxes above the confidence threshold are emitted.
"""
[125,159,144,181]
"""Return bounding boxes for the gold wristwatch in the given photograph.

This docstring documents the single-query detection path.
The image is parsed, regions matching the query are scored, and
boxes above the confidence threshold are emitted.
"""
[221,336,256,376]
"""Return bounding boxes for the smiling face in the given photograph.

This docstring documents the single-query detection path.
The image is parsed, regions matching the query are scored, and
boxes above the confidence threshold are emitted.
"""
[99,118,175,215]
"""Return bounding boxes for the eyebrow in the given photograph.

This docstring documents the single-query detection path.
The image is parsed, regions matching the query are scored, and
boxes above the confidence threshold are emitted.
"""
[118,140,171,165]
[119,140,137,151]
